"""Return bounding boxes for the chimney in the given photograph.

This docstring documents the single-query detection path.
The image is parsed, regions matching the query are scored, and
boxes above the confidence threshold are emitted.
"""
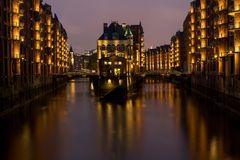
[104,23,108,33]
[122,23,126,29]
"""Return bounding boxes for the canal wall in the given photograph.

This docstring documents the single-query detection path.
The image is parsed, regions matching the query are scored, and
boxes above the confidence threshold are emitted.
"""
[190,74,240,116]
[145,73,240,115]
[0,76,68,117]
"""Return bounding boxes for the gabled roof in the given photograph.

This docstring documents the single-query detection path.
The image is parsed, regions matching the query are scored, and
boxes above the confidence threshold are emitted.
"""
[129,22,144,43]
[130,22,144,34]
[98,22,128,40]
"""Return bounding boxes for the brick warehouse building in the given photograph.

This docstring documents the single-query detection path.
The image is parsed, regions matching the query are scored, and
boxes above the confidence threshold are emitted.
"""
[0,0,72,111]
[146,0,240,99]
[184,0,240,98]
[0,0,71,89]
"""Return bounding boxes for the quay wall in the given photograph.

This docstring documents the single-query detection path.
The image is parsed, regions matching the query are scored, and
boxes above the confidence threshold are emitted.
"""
[145,73,240,115]
[0,76,68,117]
[190,74,240,115]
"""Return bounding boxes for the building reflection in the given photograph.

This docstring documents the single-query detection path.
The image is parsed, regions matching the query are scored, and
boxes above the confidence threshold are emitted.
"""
[68,80,76,103]
[185,97,240,160]
[1,86,69,160]
[96,98,144,159]
[144,78,240,160]
[1,80,240,160]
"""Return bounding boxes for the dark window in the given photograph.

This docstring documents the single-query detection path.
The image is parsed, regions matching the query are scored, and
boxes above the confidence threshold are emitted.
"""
[107,45,115,52]
[0,40,2,57]
[111,45,115,51]
[101,45,105,50]
[230,56,234,75]
[0,60,3,77]
[3,0,7,8]
[119,45,125,52]
[3,40,7,57]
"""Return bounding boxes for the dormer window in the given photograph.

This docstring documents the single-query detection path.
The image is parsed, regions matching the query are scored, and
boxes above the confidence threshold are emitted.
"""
[104,33,108,39]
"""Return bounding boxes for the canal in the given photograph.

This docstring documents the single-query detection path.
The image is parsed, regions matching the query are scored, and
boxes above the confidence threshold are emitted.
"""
[1,78,240,160]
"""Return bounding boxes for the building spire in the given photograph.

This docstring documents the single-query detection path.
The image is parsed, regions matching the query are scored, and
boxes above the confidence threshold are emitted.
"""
[124,25,133,37]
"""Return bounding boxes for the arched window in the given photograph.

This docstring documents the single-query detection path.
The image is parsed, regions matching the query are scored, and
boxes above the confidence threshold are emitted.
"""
[107,45,111,51]
[101,45,106,50]
[117,44,120,51]
[119,44,125,52]
[111,44,115,51]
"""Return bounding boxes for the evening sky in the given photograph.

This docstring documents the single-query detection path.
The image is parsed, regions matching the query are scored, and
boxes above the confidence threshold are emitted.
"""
[44,0,191,53]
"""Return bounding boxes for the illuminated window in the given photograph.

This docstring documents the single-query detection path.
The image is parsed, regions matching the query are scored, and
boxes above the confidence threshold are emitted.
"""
[36,41,40,49]
[201,21,206,29]
[36,32,40,40]
[35,22,40,31]
[13,15,19,27]
[114,68,121,76]
[201,11,206,19]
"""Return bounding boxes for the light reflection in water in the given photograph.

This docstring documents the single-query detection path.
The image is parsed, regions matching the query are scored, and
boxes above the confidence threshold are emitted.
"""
[96,98,144,159]
[141,79,240,160]
[0,78,240,160]
[68,80,76,103]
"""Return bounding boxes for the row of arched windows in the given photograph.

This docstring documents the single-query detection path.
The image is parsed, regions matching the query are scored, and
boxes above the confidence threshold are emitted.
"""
[101,44,130,52]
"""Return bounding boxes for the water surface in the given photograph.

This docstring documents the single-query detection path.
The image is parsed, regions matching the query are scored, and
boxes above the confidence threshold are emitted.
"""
[1,78,240,160]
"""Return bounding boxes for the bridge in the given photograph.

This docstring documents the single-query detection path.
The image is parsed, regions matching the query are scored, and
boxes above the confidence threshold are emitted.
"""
[53,69,190,80]
[138,70,190,77]
[53,70,97,79]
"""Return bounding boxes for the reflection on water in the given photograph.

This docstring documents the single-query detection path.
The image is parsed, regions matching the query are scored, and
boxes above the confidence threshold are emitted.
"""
[96,98,144,160]
[0,78,240,160]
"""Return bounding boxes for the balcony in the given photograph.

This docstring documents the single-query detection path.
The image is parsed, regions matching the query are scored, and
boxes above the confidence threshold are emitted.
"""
[218,6,228,12]
[12,8,19,14]
[19,0,24,4]
[228,24,240,32]
[12,22,19,27]
[13,35,20,41]
[19,9,24,16]
[217,20,228,26]
[228,7,240,16]
[19,22,24,29]
[235,46,240,53]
